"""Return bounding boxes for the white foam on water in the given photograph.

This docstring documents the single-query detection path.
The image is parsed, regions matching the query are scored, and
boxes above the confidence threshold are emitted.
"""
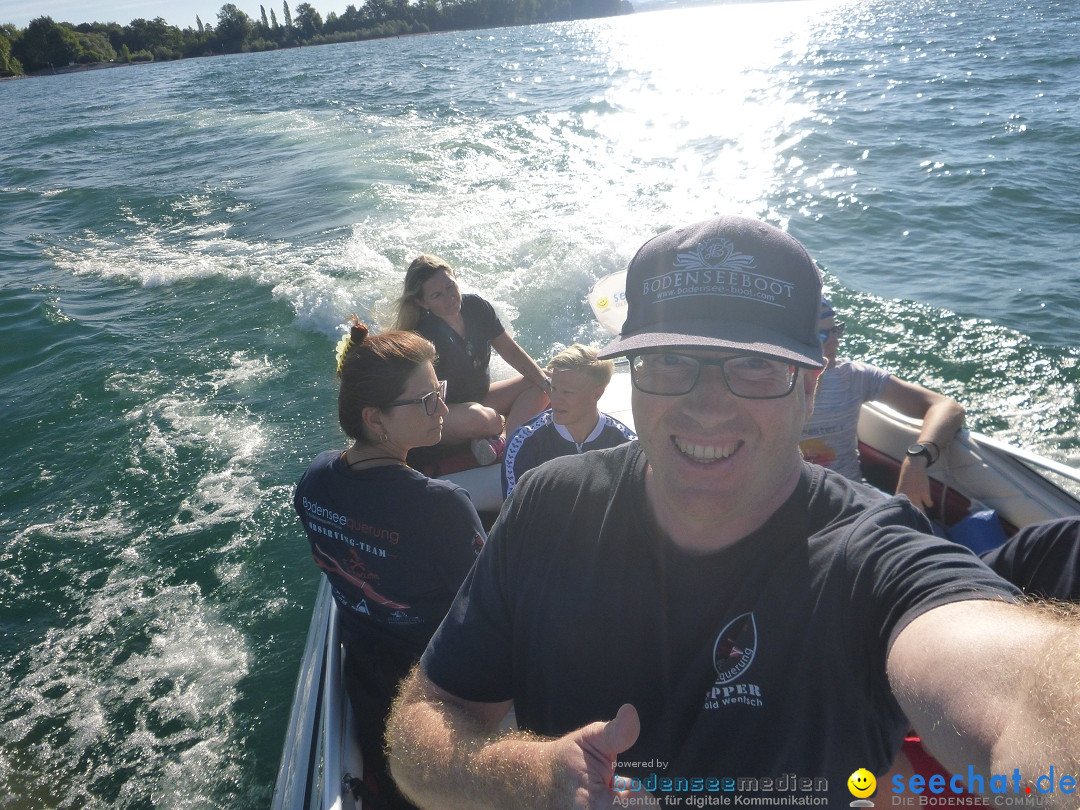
[1,478,254,803]
[13,509,131,549]
[106,367,166,397]
[143,394,259,458]
[106,354,281,552]
[43,206,306,291]
[1,567,252,809]
[273,268,369,338]
[116,353,278,481]
[1,508,128,604]
[1,339,283,803]
[169,468,265,539]
[205,352,277,395]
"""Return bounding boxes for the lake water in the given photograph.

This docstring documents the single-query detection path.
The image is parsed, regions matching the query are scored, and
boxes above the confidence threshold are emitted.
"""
[1,0,1078,805]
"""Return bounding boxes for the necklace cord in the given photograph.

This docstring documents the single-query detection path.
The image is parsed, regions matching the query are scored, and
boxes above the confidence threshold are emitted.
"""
[342,452,408,469]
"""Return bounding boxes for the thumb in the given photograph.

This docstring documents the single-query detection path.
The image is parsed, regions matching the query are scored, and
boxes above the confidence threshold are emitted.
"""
[603,703,641,757]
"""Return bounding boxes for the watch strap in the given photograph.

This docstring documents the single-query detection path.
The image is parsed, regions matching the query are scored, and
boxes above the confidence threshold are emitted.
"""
[907,441,940,466]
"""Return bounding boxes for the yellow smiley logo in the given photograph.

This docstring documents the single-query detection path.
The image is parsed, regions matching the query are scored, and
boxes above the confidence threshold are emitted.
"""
[596,297,610,309]
[847,768,876,799]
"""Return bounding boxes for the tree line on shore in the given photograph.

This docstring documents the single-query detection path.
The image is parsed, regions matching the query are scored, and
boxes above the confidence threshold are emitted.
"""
[1,0,630,77]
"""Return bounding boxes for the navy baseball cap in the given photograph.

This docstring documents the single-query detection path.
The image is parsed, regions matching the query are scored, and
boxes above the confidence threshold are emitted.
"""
[597,215,825,369]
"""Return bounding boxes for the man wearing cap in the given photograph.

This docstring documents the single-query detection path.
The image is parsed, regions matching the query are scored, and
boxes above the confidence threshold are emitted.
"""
[387,216,1080,809]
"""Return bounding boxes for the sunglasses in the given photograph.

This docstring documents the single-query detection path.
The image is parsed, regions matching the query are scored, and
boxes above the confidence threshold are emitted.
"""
[818,322,846,343]
[387,380,447,416]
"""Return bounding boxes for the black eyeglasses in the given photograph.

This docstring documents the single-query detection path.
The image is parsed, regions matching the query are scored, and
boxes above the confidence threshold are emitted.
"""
[818,322,846,343]
[629,353,799,399]
[387,380,447,416]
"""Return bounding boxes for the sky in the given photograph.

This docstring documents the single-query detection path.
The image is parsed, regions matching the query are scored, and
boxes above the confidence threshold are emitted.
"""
[1,0,355,29]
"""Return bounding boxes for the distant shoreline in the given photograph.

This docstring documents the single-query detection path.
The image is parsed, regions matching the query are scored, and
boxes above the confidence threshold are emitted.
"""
[1,60,147,81]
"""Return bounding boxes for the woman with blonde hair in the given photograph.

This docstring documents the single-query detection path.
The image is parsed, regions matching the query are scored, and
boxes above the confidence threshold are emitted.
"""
[394,254,550,464]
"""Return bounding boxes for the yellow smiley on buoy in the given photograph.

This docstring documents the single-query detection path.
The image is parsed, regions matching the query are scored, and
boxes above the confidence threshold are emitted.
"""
[847,768,876,799]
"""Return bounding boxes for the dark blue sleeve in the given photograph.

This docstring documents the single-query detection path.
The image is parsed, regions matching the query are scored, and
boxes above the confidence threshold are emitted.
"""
[594,415,637,448]
[502,418,549,497]
[421,507,516,703]
[838,499,1021,659]
[499,460,511,499]
[980,517,1080,600]
[508,439,541,497]
[430,485,487,591]
[464,294,504,341]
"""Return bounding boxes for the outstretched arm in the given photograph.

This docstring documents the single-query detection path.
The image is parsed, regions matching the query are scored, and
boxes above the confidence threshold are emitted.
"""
[877,376,966,511]
[387,667,652,810]
[888,598,1080,801]
[490,331,551,393]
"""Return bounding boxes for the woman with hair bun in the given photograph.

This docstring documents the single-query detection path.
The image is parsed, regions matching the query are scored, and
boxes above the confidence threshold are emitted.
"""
[393,254,550,465]
[294,320,485,809]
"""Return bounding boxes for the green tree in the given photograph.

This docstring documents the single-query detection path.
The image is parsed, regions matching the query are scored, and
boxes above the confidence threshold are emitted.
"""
[74,30,117,62]
[325,4,360,33]
[216,4,252,52]
[13,17,82,72]
[0,29,24,76]
[181,24,214,57]
[293,2,323,39]
[569,0,620,17]
[75,21,124,51]
[362,0,393,24]
[124,17,182,59]
[0,0,632,74]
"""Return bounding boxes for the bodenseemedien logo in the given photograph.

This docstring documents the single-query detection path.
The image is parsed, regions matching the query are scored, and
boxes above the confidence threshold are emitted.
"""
[848,768,876,807]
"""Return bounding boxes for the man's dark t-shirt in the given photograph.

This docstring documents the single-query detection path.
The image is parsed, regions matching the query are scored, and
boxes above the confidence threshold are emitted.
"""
[422,443,1018,806]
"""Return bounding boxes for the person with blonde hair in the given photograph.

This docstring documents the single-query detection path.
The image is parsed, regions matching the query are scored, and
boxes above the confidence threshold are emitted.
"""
[394,254,550,465]
[501,343,636,496]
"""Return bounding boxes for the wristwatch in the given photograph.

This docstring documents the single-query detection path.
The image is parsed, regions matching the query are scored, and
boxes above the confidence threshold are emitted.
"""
[906,442,939,466]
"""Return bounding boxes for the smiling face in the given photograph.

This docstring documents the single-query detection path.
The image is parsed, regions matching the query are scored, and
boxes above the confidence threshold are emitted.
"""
[632,349,816,546]
[847,769,876,799]
[418,268,462,321]
[377,361,448,453]
[548,368,604,432]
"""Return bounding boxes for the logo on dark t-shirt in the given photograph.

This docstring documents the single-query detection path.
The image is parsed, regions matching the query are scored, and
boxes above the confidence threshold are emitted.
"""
[713,612,758,684]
